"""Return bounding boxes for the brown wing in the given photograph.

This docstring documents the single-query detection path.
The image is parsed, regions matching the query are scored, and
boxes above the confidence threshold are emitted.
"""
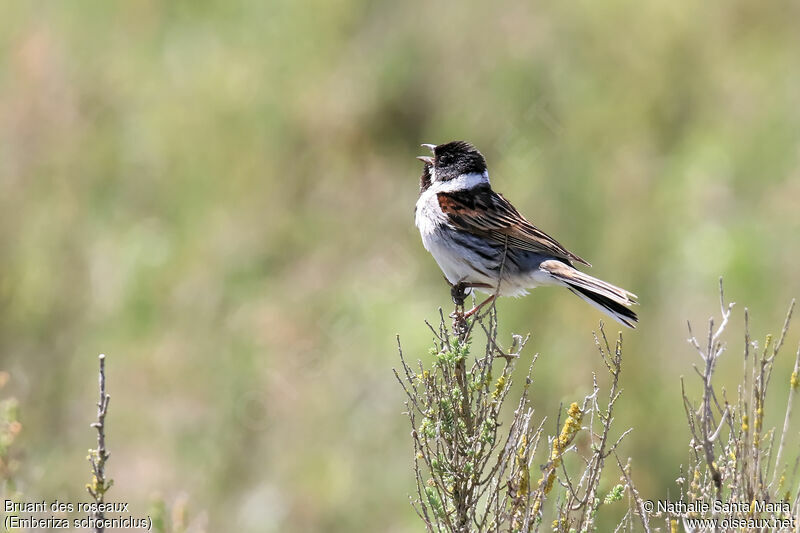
[437,185,591,266]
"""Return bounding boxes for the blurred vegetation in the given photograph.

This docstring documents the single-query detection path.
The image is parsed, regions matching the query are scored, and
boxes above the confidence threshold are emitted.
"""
[0,1,799,532]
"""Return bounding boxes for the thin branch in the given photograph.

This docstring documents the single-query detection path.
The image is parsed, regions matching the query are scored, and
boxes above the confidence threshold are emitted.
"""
[86,354,112,533]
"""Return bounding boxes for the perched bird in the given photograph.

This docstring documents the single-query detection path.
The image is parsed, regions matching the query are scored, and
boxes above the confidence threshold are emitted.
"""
[414,141,638,328]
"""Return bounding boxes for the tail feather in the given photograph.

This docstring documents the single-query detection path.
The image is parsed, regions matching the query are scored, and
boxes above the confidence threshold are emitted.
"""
[567,286,638,328]
[540,260,638,328]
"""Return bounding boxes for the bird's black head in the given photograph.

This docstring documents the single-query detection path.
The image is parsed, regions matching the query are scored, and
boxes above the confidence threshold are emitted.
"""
[422,141,487,182]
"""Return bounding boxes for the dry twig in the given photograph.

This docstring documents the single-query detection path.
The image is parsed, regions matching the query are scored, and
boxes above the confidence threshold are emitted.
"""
[87,354,113,533]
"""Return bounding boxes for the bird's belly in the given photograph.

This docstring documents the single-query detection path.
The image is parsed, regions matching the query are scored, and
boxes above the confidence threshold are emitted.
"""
[423,230,483,284]
[421,226,550,297]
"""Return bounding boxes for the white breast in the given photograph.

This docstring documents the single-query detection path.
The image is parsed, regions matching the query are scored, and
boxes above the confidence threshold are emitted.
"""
[415,172,493,285]
[414,188,446,240]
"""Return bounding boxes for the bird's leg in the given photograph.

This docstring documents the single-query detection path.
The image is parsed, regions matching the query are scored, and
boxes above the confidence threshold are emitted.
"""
[447,279,493,319]
[444,278,493,338]
[449,279,468,308]
[464,294,497,318]
[446,280,468,339]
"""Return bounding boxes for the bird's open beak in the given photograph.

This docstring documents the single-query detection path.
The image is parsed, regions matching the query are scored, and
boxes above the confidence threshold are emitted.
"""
[416,155,434,164]
[421,143,437,153]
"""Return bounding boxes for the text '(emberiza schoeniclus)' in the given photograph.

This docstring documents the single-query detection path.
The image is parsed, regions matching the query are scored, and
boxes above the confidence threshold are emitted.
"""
[415,141,638,327]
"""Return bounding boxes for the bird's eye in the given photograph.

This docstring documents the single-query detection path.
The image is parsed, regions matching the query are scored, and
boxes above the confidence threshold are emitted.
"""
[439,155,451,166]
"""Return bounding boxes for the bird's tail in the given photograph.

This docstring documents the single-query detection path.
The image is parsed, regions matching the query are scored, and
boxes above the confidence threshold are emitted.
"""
[540,260,638,328]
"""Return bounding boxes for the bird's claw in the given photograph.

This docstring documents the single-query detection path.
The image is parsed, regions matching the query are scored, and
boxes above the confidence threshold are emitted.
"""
[450,284,468,307]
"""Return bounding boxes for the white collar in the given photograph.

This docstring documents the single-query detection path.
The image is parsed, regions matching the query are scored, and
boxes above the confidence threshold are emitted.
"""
[429,171,489,193]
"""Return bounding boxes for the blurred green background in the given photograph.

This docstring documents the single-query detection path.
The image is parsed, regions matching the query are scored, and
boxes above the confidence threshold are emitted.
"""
[1,0,799,531]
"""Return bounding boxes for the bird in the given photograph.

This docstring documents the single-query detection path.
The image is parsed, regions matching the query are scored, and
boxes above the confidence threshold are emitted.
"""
[414,140,638,328]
